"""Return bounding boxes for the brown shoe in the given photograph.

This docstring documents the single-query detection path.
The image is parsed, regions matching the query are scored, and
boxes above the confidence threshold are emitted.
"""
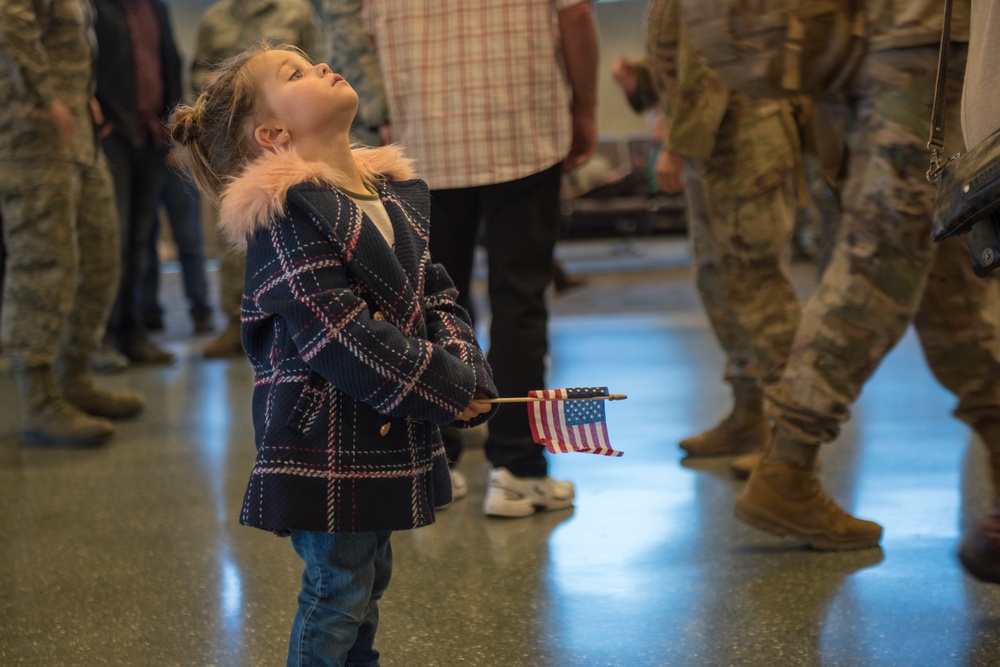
[680,415,769,457]
[731,449,822,480]
[203,324,244,359]
[959,505,1000,584]
[730,450,765,480]
[734,458,883,551]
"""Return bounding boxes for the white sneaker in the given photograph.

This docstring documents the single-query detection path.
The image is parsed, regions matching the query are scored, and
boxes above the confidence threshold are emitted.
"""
[437,468,468,510]
[451,469,468,501]
[483,467,574,518]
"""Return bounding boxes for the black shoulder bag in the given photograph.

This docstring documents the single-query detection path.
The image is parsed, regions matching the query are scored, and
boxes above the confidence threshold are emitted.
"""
[928,0,1000,277]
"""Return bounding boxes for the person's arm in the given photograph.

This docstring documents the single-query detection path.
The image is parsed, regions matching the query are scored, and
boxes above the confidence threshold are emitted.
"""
[558,0,599,172]
[0,0,75,141]
[422,261,498,427]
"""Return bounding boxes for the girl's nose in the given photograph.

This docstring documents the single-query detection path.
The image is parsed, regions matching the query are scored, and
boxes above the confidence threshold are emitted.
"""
[316,63,332,77]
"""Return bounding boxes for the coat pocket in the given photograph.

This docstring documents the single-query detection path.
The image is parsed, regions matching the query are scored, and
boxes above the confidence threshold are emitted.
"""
[285,374,327,435]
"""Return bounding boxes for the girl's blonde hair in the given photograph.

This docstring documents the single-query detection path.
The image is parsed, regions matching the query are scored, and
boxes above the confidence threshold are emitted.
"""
[169,41,305,202]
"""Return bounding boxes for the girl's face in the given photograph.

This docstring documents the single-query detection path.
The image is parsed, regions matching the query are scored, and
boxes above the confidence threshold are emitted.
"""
[255,49,358,145]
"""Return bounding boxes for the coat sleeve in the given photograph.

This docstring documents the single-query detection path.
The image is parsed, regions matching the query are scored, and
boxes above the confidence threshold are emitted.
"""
[244,205,484,426]
[422,261,498,427]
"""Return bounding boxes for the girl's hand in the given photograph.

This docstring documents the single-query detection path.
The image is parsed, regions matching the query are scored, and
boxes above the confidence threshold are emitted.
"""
[458,392,493,421]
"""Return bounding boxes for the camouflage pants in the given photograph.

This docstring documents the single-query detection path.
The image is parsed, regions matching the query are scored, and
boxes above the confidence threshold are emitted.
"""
[203,201,244,323]
[0,155,120,370]
[767,44,1000,445]
[686,158,801,391]
[219,246,245,322]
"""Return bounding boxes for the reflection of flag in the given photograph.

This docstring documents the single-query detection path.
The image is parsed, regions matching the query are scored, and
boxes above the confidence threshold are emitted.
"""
[528,387,623,457]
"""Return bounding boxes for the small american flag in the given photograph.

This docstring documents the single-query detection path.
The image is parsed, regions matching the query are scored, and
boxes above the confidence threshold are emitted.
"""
[527,387,624,457]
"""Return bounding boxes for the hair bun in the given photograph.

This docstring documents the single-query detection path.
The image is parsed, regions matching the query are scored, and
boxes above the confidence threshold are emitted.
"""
[169,104,200,147]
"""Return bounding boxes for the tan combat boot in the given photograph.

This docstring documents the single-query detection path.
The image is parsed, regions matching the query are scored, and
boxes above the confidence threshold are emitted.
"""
[735,457,883,551]
[15,366,114,447]
[679,381,769,457]
[203,322,244,359]
[56,354,145,419]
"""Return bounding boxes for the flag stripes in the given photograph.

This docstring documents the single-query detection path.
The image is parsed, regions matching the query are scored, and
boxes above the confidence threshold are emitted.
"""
[527,387,624,457]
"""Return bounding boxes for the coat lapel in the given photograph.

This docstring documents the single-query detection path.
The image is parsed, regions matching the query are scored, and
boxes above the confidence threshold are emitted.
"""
[317,179,431,337]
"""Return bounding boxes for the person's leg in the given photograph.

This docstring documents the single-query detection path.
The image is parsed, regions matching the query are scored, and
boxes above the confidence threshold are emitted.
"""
[738,48,951,550]
[57,154,144,420]
[678,162,771,458]
[480,166,561,478]
[429,187,481,467]
[115,144,172,362]
[204,245,246,357]
[137,215,164,330]
[1,163,113,446]
[287,530,392,667]
[161,166,213,328]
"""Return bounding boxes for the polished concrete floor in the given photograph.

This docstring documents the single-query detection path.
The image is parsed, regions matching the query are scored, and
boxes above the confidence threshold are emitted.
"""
[2,237,999,666]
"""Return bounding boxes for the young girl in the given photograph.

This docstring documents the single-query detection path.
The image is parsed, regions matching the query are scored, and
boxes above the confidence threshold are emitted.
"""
[169,42,497,666]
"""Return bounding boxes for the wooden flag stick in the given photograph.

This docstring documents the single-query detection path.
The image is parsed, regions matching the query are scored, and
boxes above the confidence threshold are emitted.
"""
[482,394,628,404]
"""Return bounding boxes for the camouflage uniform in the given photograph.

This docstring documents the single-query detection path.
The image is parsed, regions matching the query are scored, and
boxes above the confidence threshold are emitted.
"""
[766,0,1000,445]
[323,0,388,146]
[191,0,321,334]
[647,0,802,391]
[0,0,119,371]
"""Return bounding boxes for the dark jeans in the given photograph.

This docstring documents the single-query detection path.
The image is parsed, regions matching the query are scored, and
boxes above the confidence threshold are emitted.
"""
[139,165,212,323]
[101,134,168,349]
[430,163,562,477]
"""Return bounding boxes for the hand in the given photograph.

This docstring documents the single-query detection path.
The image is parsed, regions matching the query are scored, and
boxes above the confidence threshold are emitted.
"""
[458,391,493,421]
[611,57,639,96]
[48,100,76,142]
[564,108,597,173]
[656,148,686,194]
[378,123,393,146]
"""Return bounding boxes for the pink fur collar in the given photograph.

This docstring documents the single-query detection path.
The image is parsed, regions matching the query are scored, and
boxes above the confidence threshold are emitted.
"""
[218,146,414,252]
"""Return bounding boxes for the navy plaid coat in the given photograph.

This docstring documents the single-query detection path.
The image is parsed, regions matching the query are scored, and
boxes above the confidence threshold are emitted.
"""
[218,148,497,534]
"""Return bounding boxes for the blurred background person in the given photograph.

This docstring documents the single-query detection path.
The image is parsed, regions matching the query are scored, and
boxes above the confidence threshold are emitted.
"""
[138,158,215,337]
[365,0,599,517]
[0,0,143,447]
[93,0,183,366]
[323,0,389,147]
[191,0,321,359]
[736,0,1000,552]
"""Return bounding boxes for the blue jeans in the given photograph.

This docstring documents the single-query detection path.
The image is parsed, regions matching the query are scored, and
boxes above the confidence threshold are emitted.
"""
[288,531,393,667]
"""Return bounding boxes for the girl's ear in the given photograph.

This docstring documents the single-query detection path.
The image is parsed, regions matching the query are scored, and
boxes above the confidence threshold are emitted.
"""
[254,124,291,152]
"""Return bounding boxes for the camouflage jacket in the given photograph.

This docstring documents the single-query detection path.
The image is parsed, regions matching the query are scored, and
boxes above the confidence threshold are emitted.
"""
[645,0,728,161]
[646,0,799,196]
[191,0,321,95]
[323,0,388,131]
[868,0,970,52]
[0,0,98,166]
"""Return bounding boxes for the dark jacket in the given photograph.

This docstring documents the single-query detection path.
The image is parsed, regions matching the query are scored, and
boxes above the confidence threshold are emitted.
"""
[93,0,182,148]
[218,148,497,534]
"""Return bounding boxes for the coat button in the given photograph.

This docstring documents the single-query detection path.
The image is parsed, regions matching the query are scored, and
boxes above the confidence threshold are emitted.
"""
[373,311,387,321]
[380,422,391,436]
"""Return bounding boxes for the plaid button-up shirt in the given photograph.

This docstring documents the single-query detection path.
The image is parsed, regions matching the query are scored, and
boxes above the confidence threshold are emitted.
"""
[364,0,584,189]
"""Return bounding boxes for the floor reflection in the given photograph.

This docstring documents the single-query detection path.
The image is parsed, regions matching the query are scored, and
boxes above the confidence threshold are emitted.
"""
[1,240,999,665]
